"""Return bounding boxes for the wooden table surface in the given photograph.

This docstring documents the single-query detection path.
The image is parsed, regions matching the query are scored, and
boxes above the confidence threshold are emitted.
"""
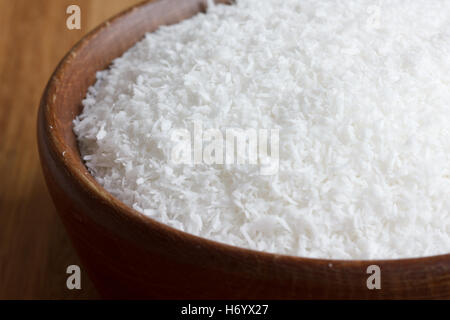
[0,0,143,299]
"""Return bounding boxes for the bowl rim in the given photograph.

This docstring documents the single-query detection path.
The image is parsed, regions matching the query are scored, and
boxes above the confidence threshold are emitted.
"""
[39,0,450,267]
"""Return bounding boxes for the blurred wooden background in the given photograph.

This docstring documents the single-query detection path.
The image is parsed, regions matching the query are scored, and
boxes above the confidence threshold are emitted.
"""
[0,0,143,299]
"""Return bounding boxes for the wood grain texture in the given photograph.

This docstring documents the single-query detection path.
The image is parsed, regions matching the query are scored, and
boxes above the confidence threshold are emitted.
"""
[0,0,143,300]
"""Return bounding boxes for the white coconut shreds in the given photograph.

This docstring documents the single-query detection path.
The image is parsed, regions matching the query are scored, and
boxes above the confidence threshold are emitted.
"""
[73,0,450,260]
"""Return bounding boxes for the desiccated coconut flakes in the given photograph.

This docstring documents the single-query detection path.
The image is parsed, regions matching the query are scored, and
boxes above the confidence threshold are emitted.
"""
[74,0,450,259]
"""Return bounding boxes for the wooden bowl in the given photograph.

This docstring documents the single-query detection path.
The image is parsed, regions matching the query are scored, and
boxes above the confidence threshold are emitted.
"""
[37,0,450,299]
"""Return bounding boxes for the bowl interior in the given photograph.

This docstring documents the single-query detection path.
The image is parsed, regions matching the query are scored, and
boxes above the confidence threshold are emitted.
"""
[40,0,450,267]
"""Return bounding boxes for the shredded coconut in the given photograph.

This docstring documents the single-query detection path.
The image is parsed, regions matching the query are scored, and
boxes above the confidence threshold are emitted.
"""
[74,0,450,259]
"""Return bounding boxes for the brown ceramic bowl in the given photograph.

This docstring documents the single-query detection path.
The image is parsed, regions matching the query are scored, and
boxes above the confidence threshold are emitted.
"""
[37,0,450,299]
